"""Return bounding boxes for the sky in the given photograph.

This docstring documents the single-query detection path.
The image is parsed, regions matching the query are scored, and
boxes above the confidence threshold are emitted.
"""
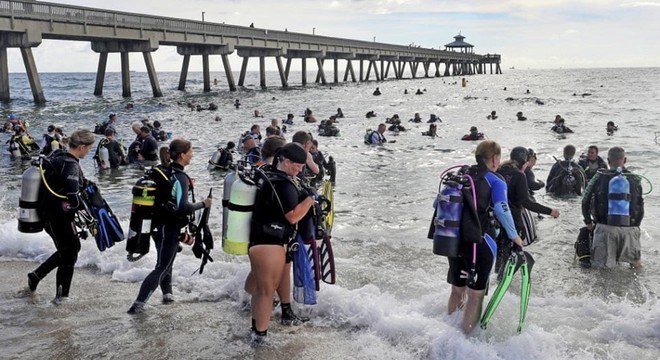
[3,0,660,72]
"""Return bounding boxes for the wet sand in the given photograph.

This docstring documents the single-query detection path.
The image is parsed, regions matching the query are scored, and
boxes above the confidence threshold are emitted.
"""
[0,260,369,360]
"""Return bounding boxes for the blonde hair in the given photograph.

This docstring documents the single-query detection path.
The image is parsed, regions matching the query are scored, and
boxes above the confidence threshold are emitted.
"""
[475,140,501,165]
[68,129,96,148]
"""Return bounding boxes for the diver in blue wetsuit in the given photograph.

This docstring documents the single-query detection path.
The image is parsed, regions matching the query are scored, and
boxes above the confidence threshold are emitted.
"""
[446,140,523,335]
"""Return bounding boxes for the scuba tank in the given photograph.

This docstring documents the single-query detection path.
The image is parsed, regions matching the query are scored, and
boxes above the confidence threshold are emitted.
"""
[18,163,44,233]
[99,146,110,169]
[209,148,222,168]
[221,170,237,246]
[432,176,464,257]
[607,167,630,226]
[9,138,21,157]
[224,173,256,255]
[126,176,157,261]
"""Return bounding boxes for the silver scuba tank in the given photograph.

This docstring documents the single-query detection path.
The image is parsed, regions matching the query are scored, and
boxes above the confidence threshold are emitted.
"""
[9,139,21,157]
[222,170,237,244]
[99,146,110,169]
[18,165,44,233]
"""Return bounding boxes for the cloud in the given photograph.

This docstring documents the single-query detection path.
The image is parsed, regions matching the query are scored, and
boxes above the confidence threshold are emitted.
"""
[620,2,660,7]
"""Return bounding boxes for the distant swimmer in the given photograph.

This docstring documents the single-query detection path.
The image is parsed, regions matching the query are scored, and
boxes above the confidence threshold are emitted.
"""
[415,88,424,95]
[404,89,409,94]
[427,114,441,123]
[387,117,405,132]
[516,111,527,121]
[461,77,467,87]
[461,126,485,141]
[606,121,618,136]
[503,87,507,91]
[283,113,294,125]
[234,99,241,109]
[487,110,498,120]
[551,118,573,134]
[373,87,382,96]
[410,112,422,123]
[208,103,218,111]
[421,123,437,137]
[535,99,545,105]
[254,110,264,118]
[335,107,344,118]
[525,89,530,94]
[365,111,377,119]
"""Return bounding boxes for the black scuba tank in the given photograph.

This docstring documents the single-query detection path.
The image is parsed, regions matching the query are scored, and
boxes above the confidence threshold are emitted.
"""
[126,176,157,261]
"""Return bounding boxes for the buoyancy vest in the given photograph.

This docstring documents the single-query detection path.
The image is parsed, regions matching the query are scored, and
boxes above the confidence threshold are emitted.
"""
[592,169,643,226]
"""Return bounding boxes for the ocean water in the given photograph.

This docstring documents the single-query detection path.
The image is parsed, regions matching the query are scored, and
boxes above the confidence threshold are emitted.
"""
[0,67,659,359]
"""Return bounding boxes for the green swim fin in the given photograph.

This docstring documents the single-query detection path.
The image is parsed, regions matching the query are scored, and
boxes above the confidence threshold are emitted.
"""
[480,251,520,329]
[517,251,535,333]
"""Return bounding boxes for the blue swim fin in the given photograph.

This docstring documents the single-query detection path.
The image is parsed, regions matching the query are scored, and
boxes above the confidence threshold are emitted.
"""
[83,183,125,252]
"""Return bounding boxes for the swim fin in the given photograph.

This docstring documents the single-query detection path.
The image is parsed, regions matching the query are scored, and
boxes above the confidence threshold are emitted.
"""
[83,183,125,252]
[480,249,534,333]
[517,251,534,333]
[319,235,336,285]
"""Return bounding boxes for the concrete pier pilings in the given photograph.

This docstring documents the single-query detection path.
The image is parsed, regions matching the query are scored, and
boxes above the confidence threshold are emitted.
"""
[0,1,501,102]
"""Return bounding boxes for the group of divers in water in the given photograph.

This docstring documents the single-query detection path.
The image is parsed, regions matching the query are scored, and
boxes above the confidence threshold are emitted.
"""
[4,99,648,344]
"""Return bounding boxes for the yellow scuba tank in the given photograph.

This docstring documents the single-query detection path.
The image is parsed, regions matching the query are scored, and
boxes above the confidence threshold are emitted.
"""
[18,163,44,233]
[126,176,157,261]
[224,174,256,255]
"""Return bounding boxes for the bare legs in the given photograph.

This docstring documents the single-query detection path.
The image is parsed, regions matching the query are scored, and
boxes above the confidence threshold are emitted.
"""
[448,285,486,334]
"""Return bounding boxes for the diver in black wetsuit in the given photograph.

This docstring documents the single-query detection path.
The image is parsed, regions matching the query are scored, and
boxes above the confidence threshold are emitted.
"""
[27,130,96,303]
[128,139,212,314]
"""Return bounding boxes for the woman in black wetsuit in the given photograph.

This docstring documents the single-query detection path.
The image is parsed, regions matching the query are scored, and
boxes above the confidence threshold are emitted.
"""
[27,130,96,303]
[128,139,212,314]
[248,143,315,344]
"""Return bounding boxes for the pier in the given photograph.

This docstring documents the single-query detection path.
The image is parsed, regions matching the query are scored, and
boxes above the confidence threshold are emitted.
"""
[0,0,502,103]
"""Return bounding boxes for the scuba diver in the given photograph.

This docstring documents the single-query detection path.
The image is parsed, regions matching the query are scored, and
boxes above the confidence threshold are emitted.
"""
[578,145,608,181]
[248,143,315,345]
[495,147,560,274]
[439,140,524,334]
[581,146,644,269]
[94,128,127,169]
[551,118,573,134]
[365,124,389,145]
[606,121,618,136]
[545,145,585,196]
[422,123,438,137]
[387,118,406,132]
[461,126,485,141]
[40,125,60,156]
[209,141,235,170]
[128,139,212,314]
[151,121,169,142]
[410,113,423,123]
[318,119,340,137]
[26,130,97,303]
[524,148,545,195]
[283,113,295,125]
